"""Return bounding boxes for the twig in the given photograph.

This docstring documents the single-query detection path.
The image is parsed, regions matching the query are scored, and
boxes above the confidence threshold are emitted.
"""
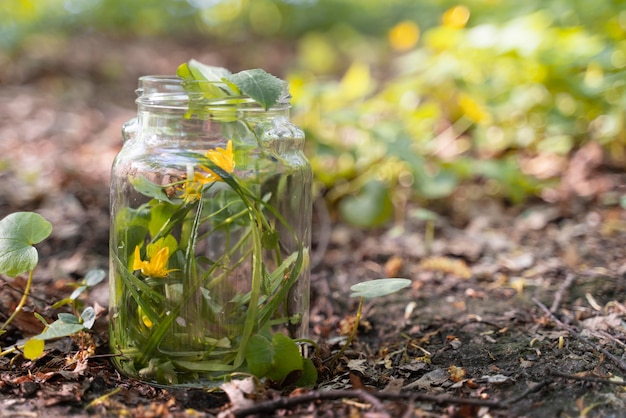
[506,379,554,405]
[549,369,626,386]
[532,297,626,373]
[229,389,508,417]
[549,273,576,313]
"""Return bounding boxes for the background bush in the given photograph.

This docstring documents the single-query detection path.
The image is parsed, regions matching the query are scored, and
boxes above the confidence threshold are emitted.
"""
[3,0,624,226]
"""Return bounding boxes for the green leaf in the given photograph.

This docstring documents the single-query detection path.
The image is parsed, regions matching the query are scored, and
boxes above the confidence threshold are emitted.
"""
[34,318,85,341]
[81,307,96,329]
[58,313,80,324]
[177,60,235,98]
[414,170,458,200]
[295,358,318,387]
[245,333,304,383]
[261,229,279,249]
[130,175,171,202]
[23,338,45,360]
[245,335,273,378]
[339,180,393,227]
[350,278,412,299]
[0,212,52,277]
[228,69,283,110]
[84,269,106,287]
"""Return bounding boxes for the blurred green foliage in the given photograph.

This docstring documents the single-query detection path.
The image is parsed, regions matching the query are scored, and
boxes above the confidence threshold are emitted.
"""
[3,0,626,226]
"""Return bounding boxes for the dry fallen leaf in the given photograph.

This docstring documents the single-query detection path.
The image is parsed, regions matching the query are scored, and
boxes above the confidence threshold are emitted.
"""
[419,256,472,279]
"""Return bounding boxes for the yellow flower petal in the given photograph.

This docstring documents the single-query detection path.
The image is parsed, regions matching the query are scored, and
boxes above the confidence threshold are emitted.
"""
[133,245,143,271]
[133,245,174,278]
[205,140,235,174]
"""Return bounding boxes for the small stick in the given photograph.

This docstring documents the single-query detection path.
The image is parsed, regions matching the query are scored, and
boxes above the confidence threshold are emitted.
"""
[549,273,576,313]
[550,369,626,386]
[230,389,508,417]
[506,379,553,405]
[533,297,626,373]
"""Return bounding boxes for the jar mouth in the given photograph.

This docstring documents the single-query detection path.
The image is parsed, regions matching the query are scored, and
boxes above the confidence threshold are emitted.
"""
[135,76,291,110]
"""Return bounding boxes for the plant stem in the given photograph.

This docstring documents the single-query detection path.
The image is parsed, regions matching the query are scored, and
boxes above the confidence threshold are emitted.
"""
[327,296,364,368]
[0,270,34,332]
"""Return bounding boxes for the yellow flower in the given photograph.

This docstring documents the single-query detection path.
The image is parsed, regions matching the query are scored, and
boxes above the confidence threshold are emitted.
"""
[442,6,470,29]
[133,244,175,278]
[388,20,420,51]
[201,140,235,180]
[180,179,204,203]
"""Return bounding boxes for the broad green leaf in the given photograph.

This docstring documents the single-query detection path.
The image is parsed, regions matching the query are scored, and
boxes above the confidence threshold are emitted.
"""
[228,69,283,110]
[350,278,412,299]
[245,335,272,378]
[414,170,458,200]
[34,319,85,341]
[58,313,80,324]
[245,333,303,383]
[295,358,318,387]
[130,175,171,202]
[0,212,52,277]
[23,338,45,360]
[339,180,393,227]
[177,60,234,98]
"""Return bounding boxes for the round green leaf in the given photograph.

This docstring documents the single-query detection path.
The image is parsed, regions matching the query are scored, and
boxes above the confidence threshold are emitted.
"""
[339,180,393,227]
[350,278,412,299]
[0,212,52,277]
[295,358,318,387]
[245,333,304,383]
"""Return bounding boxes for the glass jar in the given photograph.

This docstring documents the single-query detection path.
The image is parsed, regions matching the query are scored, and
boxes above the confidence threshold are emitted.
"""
[109,76,312,386]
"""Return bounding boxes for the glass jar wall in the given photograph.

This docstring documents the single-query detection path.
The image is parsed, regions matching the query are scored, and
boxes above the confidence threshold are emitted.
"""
[109,76,311,386]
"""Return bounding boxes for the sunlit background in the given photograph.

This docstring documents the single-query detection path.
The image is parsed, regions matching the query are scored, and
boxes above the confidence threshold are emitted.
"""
[2,0,625,227]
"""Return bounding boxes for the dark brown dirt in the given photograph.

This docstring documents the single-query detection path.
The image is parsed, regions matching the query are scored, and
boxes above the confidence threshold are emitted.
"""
[1,34,626,418]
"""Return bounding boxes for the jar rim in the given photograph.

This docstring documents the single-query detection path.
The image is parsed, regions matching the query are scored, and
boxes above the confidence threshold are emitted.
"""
[135,76,291,110]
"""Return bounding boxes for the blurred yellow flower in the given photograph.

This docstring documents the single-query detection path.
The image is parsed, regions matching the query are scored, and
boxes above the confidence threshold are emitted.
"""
[442,6,470,29]
[133,244,175,278]
[388,20,420,51]
[458,93,491,124]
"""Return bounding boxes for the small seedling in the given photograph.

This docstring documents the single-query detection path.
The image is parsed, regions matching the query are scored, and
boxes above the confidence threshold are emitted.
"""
[0,212,52,335]
[328,278,412,366]
[0,211,103,360]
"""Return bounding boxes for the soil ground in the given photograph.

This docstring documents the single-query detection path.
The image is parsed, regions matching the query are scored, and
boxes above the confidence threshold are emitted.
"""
[1,35,626,417]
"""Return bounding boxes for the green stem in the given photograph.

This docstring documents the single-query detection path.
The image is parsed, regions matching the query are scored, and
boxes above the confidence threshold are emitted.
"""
[232,208,264,368]
[0,270,34,332]
[327,297,364,368]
